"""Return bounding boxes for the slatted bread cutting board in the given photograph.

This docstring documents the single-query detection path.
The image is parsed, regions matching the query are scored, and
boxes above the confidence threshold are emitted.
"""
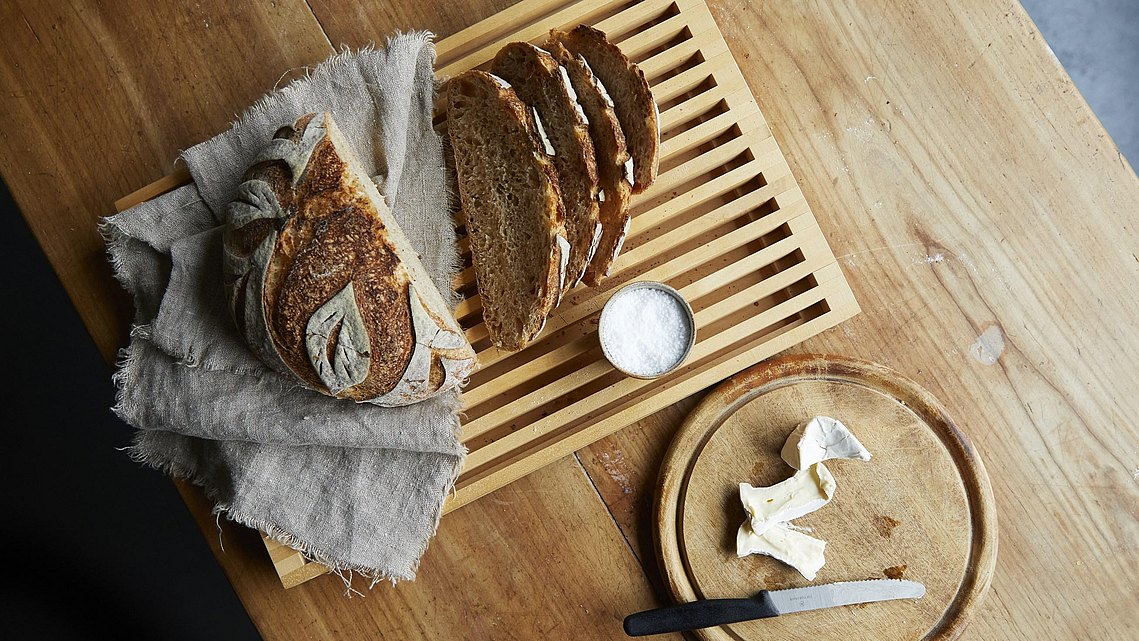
[115,0,859,588]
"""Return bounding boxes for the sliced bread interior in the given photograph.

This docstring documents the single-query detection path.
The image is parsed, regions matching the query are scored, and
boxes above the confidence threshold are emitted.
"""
[550,25,659,194]
[491,42,599,299]
[447,70,566,351]
[547,40,633,286]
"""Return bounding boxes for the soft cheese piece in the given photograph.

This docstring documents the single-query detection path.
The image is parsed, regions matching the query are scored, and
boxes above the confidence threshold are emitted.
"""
[780,416,872,470]
[740,462,836,536]
[737,520,827,580]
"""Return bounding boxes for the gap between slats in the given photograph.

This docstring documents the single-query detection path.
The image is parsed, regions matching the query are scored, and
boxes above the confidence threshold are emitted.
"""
[462,204,808,408]
[463,186,809,355]
[459,265,849,476]
[459,225,834,435]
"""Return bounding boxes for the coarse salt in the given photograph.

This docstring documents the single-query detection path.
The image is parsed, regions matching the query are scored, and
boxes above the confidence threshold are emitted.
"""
[600,286,693,377]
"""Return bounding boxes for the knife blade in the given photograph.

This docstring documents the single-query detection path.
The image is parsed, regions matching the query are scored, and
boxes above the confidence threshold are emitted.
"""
[622,579,925,637]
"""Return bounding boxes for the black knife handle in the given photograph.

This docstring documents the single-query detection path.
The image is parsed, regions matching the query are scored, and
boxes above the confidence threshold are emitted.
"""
[623,593,779,636]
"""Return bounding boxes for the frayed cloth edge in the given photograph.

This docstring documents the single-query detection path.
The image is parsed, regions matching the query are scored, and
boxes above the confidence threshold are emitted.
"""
[209,33,436,136]
[106,37,466,591]
[123,436,462,589]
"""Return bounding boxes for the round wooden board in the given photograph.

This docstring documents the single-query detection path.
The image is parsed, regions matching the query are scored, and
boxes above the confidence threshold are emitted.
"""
[655,355,997,641]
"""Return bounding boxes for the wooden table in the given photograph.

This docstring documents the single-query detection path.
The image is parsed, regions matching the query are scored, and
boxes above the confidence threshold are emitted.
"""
[2,1,1136,639]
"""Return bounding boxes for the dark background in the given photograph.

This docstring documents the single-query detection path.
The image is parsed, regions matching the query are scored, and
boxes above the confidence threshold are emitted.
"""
[1,1,1135,639]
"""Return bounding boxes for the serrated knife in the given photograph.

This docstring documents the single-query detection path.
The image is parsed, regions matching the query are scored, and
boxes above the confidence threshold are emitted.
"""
[623,579,925,636]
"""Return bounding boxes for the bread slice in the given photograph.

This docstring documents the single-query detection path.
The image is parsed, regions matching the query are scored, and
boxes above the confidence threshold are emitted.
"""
[550,25,659,194]
[547,40,633,286]
[491,42,599,298]
[447,71,566,351]
[222,112,477,406]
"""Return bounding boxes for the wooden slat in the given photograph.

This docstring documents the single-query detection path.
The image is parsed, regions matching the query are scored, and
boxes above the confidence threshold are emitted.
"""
[460,230,835,438]
[465,188,811,355]
[462,214,820,407]
[114,166,193,212]
[450,278,856,510]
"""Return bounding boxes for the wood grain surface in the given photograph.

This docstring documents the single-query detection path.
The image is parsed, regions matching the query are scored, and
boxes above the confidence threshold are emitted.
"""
[2,1,1137,640]
[655,355,996,640]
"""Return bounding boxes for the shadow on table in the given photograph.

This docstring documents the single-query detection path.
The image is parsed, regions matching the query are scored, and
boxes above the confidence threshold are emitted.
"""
[0,179,261,641]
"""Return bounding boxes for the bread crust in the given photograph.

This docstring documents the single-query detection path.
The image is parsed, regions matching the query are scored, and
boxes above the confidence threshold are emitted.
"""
[550,25,659,194]
[547,39,634,286]
[222,112,477,405]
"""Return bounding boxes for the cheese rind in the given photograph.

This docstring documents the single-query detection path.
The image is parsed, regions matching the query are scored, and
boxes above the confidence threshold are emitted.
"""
[736,520,827,580]
[739,463,835,535]
[780,416,872,469]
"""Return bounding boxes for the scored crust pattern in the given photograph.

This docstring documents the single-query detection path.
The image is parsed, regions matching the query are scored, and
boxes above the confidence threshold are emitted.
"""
[222,112,477,406]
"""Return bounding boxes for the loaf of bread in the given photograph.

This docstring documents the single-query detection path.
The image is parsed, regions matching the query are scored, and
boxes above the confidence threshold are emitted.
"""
[447,71,567,351]
[221,112,477,406]
[550,25,660,195]
[491,42,600,298]
[547,39,634,286]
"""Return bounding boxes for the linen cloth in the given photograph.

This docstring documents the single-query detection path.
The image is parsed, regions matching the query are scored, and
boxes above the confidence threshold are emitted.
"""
[102,33,463,583]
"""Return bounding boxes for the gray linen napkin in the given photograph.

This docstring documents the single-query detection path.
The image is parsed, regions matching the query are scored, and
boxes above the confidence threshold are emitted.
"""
[101,33,464,584]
